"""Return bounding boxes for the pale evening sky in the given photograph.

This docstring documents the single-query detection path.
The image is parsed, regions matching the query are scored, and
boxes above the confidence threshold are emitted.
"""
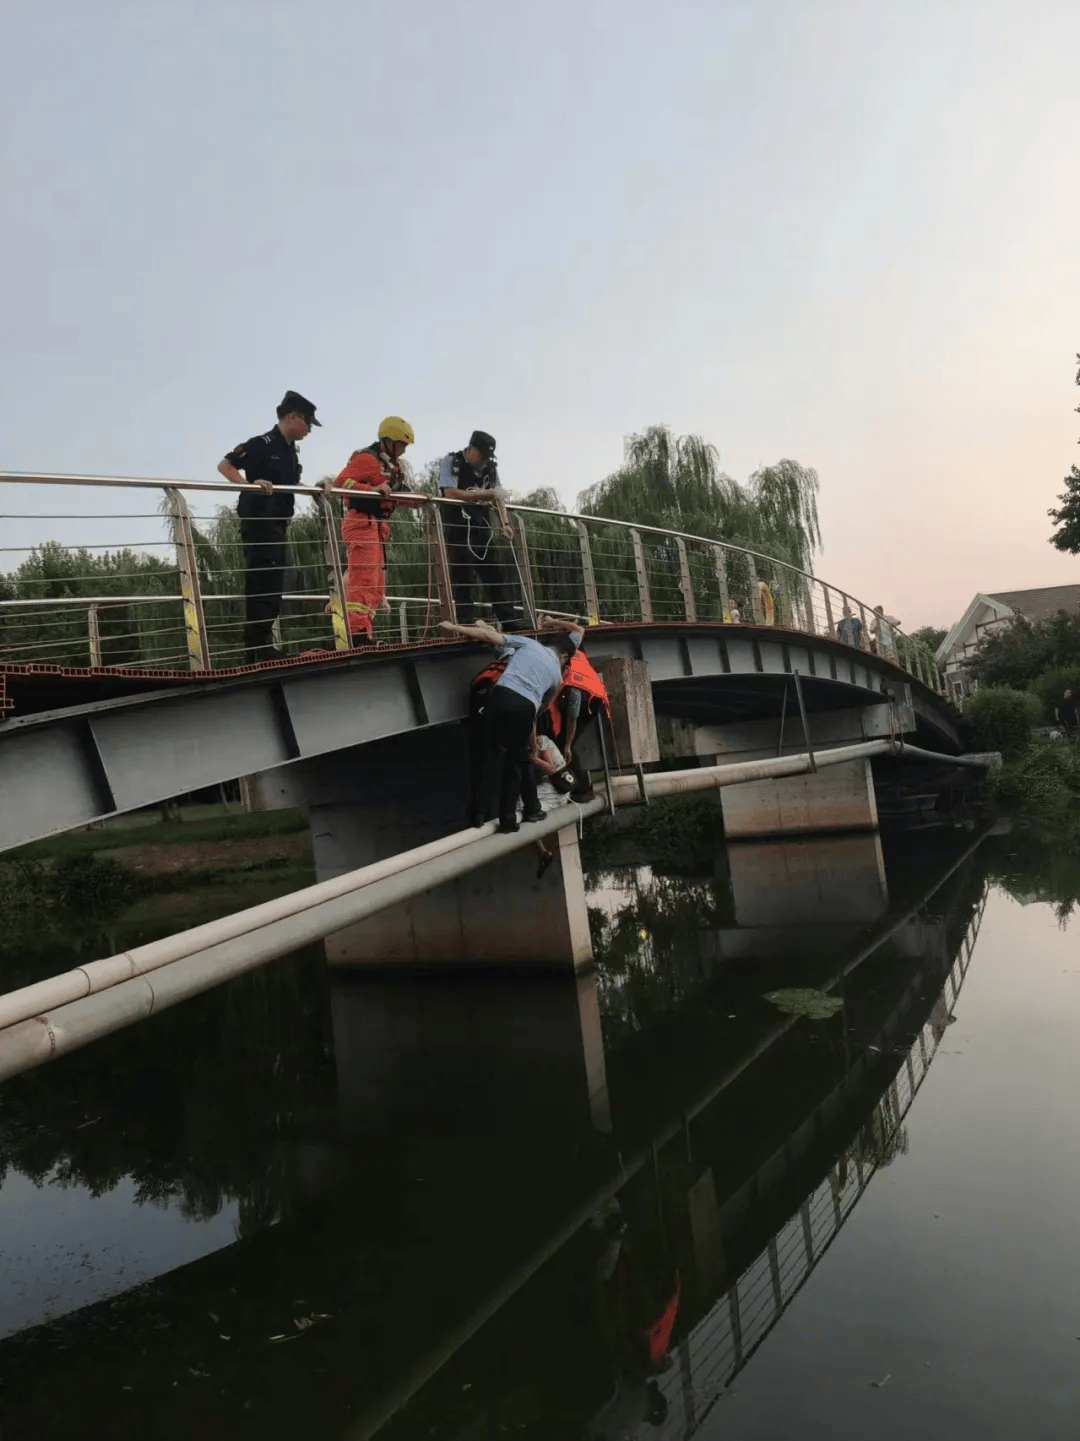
[3,0,1079,631]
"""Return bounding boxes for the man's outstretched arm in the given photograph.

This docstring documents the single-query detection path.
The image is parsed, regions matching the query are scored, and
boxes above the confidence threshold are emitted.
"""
[439,619,505,648]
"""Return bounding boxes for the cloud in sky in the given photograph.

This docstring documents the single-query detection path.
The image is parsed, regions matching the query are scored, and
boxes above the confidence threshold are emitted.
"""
[2,0,1079,628]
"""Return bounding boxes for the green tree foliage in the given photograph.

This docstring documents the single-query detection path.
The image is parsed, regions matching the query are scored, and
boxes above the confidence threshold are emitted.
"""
[910,625,948,655]
[993,741,1080,854]
[0,539,184,668]
[968,610,1080,689]
[577,425,821,572]
[963,685,1041,757]
[1027,665,1080,722]
[1048,353,1080,553]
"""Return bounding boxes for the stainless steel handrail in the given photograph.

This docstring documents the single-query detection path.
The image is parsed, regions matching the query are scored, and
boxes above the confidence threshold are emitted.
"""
[0,469,941,692]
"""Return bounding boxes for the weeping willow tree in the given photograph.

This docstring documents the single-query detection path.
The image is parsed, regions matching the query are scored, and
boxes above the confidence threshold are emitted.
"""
[578,426,821,572]
[573,425,822,623]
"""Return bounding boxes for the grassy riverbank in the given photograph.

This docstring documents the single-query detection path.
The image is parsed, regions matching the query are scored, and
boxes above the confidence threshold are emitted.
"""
[0,806,314,946]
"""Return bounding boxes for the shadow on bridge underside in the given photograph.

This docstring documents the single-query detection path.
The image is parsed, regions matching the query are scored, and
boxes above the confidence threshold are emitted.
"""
[0,827,989,1440]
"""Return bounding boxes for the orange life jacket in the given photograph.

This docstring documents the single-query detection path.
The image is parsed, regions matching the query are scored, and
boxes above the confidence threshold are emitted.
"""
[547,652,610,739]
[471,656,509,691]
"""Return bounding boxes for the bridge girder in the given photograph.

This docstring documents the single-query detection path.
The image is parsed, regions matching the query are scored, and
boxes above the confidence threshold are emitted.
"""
[0,624,960,853]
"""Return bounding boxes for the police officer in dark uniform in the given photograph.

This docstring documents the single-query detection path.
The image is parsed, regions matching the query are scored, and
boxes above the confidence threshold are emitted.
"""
[218,390,320,663]
[437,429,524,628]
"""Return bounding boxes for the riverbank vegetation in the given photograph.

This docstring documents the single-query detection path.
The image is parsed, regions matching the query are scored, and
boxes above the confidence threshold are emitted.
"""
[966,682,1080,848]
[0,805,313,950]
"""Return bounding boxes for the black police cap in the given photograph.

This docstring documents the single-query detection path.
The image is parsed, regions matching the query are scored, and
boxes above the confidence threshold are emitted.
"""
[468,429,496,459]
[278,390,322,426]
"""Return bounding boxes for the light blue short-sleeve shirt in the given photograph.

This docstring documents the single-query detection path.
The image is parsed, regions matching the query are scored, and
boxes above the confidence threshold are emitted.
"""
[494,635,563,713]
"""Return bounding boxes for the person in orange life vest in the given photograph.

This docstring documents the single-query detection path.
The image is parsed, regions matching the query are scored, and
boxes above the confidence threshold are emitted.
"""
[543,644,610,802]
[324,416,423,646]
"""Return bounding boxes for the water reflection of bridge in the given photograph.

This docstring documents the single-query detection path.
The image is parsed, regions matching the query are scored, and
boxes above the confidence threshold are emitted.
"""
[0,830,990,1439]
[653,886,987,1438]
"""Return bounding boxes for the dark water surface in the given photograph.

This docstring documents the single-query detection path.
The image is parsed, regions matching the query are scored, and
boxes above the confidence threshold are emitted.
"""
[0,824,1076,1439]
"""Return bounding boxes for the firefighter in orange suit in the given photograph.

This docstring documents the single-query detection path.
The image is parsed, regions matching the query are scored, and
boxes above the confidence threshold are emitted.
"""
[329,417,423,646]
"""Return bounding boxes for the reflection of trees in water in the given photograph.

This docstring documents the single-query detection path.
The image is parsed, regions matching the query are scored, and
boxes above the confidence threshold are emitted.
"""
[589,869,725,1038]
[0,949,334,1235]
[985,831,1080,925]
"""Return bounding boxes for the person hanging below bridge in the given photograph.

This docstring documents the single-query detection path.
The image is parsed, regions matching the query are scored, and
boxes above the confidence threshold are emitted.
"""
[218,389,320,665]
[437,429,525,630]
[325,417,425,646]
[442,615,584,833]
[541,630,611,803]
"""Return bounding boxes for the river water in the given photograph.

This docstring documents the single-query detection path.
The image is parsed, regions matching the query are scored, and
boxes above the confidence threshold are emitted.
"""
[0,822,1077,1438]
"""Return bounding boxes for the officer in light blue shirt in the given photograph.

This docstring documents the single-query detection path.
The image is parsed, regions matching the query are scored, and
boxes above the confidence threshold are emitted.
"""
[441,618,584,832]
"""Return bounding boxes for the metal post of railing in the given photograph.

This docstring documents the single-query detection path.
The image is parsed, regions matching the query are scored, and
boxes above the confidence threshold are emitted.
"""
[714,546,732,621]
[767,1237,783,1314]
[800,578,817,635]
[87,603,102,668]
[631,528,653,622]
[575,518,600,625]
[857,601,871,653]
[162,486,208,671]
[746,555,763,623]
[316,490,350,653]
[509,513,538,628]
[829,1166,843,1226]
[800,1199,814,1266]
[399,603,409,645]
[822,583,835,637]
[775,569,793,628]
[428,504,457,625]
[728,1287,744,1367]
[675,536,697,623]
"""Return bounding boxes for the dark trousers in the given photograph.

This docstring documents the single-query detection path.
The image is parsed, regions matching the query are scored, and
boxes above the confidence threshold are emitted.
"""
[472,687,539,824]
[563,706,597,796]
[240,516,289,652]
[445,517,521,626]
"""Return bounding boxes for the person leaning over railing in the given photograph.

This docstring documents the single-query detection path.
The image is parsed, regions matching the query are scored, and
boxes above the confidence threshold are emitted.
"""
[870,604,900,661]
[440,615,584,833]
[218,389,320,664]
[321,417,425,647]
[835,600,862,649]
[437,429,524,630]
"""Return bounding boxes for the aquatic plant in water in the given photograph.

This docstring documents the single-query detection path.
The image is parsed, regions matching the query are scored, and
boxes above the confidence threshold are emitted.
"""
[763,988,844,1020]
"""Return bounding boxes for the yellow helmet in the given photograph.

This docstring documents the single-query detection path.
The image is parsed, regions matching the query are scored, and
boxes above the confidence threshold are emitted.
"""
[378,416,415,446]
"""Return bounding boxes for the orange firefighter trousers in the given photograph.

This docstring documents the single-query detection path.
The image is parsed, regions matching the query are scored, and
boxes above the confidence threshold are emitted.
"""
[342,511,389,639]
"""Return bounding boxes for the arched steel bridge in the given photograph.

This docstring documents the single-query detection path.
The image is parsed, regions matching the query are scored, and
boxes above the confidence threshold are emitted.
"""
[0,471,958,852]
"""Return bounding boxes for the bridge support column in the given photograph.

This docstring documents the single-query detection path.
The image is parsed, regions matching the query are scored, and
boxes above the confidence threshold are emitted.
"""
[245,729,593,969]
[719,757,879,839]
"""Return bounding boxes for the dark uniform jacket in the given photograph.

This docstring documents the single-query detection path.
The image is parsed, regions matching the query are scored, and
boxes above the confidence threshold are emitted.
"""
[224,427,303,520]
[441,450,500,532]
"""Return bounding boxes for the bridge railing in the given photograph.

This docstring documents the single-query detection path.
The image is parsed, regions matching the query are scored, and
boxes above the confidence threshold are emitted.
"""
[0,471,943,693]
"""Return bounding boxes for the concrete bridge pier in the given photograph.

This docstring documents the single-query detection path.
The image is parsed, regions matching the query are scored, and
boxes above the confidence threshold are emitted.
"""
[243,727,593,970]
[662,692,912,839]
[719,756,880,839]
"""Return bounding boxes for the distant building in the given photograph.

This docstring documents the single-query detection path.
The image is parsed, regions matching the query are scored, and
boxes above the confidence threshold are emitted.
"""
[937,585,1080,700]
